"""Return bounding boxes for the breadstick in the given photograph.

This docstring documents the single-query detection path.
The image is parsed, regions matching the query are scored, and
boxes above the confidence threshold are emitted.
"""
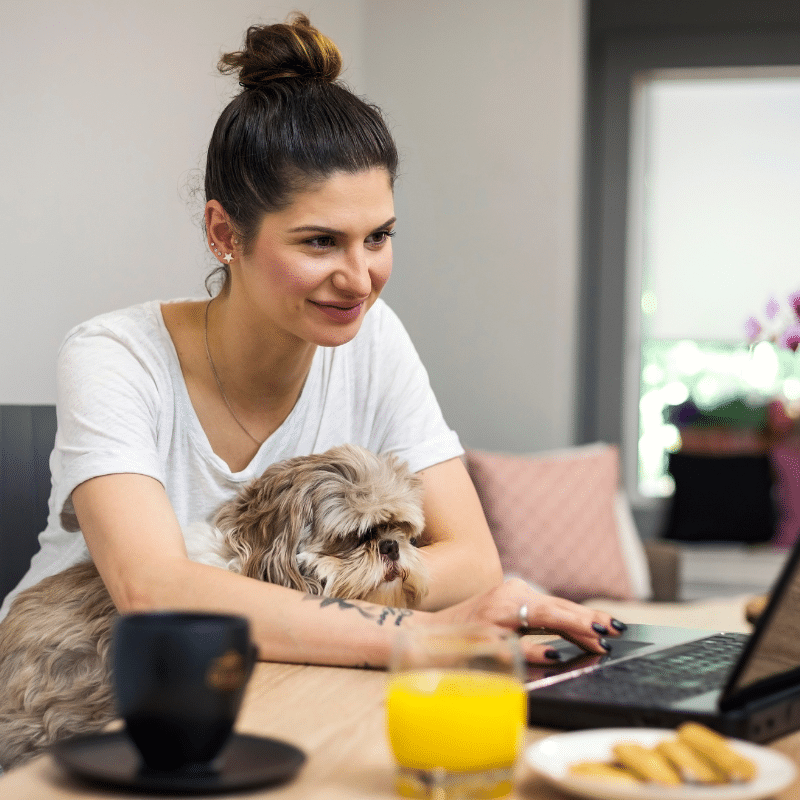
[655,738,727,784]
[677,723,757,782]
[612,742,682,785]
[568,762,640,783]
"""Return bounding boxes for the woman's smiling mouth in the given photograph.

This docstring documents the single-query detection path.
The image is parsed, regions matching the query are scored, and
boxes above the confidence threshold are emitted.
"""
[308,300,365,323]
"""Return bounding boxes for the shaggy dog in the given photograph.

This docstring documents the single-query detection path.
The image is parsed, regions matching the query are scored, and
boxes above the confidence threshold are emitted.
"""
[0,444,428,769]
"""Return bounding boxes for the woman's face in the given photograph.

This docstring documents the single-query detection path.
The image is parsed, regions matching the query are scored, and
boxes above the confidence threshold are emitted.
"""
[231,168,395,349]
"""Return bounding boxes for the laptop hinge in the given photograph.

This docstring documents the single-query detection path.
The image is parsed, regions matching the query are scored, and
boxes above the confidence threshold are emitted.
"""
[720,667,800,712]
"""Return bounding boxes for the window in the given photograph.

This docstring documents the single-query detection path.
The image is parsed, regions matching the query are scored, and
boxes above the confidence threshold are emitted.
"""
[580,1,800,537]
[629,68,800,499]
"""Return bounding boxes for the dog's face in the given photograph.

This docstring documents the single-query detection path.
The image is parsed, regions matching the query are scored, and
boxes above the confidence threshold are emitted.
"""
[214,444,428,607]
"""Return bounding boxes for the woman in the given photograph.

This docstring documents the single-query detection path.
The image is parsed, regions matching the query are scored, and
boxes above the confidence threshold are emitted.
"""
[0,14,623,665]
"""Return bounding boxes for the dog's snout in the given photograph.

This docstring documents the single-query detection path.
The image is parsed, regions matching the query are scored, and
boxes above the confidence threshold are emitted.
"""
[379,539,399,561]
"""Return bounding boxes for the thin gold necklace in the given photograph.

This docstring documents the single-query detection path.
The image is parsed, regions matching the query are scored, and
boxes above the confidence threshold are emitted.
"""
[203,299,263,446]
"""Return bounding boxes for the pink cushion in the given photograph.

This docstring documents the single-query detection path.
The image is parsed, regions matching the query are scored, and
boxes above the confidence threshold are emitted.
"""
[465,445,635,602]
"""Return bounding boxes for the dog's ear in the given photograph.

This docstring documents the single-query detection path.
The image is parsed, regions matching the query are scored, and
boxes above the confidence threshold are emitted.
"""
[214,462,323,594]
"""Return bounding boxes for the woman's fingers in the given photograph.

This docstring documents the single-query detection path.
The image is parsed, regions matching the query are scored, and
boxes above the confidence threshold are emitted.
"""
[519,639,570,664]
[436,577,627,660]
[489,578,628,655]
[522,595,624,653]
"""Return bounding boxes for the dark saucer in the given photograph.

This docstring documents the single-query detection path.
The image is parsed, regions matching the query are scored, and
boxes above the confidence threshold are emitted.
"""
[50,730,306,794]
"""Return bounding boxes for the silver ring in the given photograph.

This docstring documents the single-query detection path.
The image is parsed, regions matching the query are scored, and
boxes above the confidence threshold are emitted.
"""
[519,604,528,629]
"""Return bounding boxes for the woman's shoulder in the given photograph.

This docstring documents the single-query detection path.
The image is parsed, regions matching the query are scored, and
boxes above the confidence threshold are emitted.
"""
[62,297,199,347]
[57,298,201,378]
[54,299,202,413]
[64,299,158,338]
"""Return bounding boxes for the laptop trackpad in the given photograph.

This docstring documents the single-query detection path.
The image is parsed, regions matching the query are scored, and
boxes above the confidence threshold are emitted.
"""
[526,639,655,682]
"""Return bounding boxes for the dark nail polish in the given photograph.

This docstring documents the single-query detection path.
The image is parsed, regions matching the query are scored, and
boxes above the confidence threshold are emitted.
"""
[610,619,627,631]
[544,649,562,661]
[592,622,609,635]
[599,638,612,651]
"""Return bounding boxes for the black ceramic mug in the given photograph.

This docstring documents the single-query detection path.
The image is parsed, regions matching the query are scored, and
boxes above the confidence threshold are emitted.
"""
[112,612,256,772]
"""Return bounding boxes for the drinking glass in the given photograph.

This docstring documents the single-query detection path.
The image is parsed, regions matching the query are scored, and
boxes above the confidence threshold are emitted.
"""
[386,624,526,799]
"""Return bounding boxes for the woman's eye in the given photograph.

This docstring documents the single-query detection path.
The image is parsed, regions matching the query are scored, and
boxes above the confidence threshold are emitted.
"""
[306,236,335,249]
[366,229,395,247]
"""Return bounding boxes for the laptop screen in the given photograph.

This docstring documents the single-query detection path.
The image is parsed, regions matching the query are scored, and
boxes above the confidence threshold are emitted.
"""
[725,544,800,700]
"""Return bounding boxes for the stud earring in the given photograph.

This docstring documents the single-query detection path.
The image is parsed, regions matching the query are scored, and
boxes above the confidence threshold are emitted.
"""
[211,241,223,257]
[224,252,233,263]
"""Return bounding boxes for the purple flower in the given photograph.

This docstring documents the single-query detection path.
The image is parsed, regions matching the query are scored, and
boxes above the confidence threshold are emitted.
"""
[789,291,800,319]
[744,316,763,342]
[766,296,780,320]
[780,323,800,352]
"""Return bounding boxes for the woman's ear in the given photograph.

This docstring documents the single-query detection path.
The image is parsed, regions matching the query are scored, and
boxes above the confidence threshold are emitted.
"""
[205,200,238,259]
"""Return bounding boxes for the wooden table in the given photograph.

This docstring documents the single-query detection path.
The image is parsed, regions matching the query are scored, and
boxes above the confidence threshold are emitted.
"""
[2,596,800,798]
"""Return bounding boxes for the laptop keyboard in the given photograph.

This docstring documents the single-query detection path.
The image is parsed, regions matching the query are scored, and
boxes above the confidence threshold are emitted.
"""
[529,633,749,707]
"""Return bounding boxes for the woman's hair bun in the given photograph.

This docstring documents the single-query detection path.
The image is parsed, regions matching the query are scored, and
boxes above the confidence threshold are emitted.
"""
[218,13,342,88]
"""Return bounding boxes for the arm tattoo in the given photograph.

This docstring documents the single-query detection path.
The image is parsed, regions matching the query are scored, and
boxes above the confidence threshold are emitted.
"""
[305,596,414,626]
[314,596,374,619]
[376,607,414,627]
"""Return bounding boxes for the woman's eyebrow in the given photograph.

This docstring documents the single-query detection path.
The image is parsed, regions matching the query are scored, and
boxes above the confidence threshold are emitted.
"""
[289,217,397,236]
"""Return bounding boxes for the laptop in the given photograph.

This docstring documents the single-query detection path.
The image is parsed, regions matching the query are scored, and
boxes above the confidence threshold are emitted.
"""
[525,537,800,743]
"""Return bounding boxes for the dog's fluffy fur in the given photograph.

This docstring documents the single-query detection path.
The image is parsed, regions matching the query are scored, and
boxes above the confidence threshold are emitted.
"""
[0,444,427,769]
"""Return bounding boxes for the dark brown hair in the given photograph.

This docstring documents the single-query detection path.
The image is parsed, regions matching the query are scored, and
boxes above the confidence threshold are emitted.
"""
[205,13,398,290]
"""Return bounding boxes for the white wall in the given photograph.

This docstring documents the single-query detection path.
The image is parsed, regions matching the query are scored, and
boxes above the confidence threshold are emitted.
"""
[365,0,586,451]
[1,0,586,454]
[0,0,365,404]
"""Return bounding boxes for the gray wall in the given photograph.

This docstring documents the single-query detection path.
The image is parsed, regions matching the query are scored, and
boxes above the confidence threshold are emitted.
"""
[367,0,585,451]
[1,0,585,454]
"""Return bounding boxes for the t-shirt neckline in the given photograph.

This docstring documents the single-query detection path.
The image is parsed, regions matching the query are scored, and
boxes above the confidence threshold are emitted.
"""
[152,299,320,481]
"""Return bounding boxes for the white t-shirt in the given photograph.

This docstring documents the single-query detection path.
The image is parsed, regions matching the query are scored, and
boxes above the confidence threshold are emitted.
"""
[0,298,462,620]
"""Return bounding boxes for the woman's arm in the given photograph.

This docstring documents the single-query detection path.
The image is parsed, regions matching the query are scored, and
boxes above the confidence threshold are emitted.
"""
[411,457,628,660]
[73,472,622,666]
[415,456,504,610]
[72,473,414,667]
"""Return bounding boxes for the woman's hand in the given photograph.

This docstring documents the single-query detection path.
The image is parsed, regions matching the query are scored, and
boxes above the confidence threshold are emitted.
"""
[432,577,626,663]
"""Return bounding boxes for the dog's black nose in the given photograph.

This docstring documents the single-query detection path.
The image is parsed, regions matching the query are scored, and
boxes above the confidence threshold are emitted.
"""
[379,539,399,561]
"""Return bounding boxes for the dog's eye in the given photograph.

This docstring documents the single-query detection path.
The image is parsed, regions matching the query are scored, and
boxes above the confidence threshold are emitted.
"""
[410,537,419,547]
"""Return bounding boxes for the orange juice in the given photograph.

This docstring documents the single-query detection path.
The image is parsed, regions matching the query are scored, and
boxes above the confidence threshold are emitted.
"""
[386,669,526,773]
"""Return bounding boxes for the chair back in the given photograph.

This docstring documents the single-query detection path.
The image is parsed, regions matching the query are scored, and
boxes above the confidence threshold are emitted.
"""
[0,405,57,603]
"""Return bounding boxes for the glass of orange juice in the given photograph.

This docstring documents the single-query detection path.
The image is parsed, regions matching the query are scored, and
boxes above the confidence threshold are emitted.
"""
[386,624,526,799]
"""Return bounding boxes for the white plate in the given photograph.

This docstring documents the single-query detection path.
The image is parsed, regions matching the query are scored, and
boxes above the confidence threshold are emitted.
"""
[524,728,796,800]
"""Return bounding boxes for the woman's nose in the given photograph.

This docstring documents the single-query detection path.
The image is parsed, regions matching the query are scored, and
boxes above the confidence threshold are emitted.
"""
[332,249,372,296]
